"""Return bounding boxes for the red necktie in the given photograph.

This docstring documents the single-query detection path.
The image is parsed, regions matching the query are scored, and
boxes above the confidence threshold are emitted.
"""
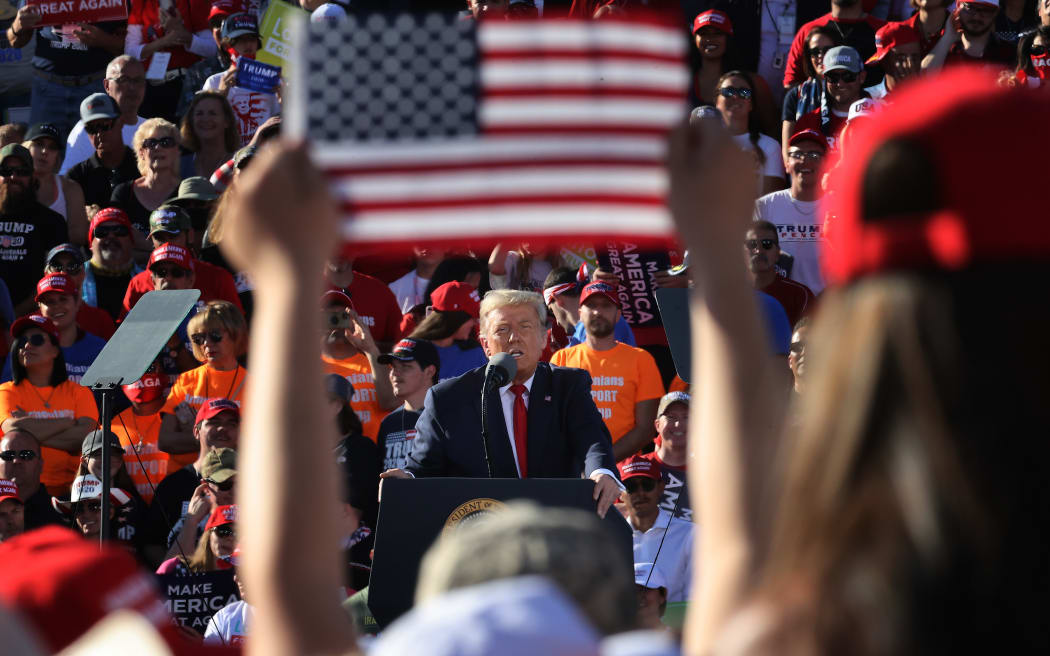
[509,384,528,478]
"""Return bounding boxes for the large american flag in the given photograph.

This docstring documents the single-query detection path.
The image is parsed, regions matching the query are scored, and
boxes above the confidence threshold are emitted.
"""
[290,13,689,248]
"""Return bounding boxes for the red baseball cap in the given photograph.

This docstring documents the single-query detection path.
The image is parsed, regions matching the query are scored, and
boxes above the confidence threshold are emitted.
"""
[866,21,920,64]
[617,454,661,481]
[692,9,733,35]
[205,504,237,532]
[195,398,241,426]
[208,0,243,25]
[823,68,1050,285]
[87,207,132,242]
[35,272,78,302]
[321,286,355,310]
[431,281,481,318]
[788,128,828,152]
[148,243,194,271]
[579,281,621,308]
[0,526,176,652]
[10,313,60,341]
[0,478,20,504]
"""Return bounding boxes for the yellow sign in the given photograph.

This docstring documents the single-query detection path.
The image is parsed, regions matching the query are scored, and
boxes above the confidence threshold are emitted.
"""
[256,0,305,70]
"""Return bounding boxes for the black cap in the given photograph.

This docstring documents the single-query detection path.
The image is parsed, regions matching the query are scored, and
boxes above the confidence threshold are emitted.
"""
[326,374,355,403]
[377,337,440,376]
[45,243,85,265]
[25,123,65,150]
[81,429,125,457]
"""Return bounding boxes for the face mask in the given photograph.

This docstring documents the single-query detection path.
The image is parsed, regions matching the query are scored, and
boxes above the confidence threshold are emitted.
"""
[123,371,168,405]
[227,46,256,64]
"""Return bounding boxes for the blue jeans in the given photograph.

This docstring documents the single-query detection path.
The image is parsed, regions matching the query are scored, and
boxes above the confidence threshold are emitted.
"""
[29,75,104,139]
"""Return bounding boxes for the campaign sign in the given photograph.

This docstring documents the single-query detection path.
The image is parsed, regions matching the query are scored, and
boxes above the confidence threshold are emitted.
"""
[158,570,240,635]
[256,0,306,70]
[27,0,127,28]
[236,58,281,93]
[596,242,671,328]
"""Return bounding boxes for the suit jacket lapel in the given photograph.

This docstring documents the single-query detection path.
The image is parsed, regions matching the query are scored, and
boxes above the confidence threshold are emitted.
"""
[525,363,554,477]
[473,381,518,478]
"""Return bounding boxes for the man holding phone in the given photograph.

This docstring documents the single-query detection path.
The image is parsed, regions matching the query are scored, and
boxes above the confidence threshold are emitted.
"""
[922,0,1013,69]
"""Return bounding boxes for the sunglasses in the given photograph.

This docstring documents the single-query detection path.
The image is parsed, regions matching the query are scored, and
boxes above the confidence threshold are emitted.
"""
[825,71,859,84]
[788,150,824,162]
[0,449,37,462]
[94,225,130,239]
[191,331,224,346]
[214,525,236,538]
[809,46,833,60]
[205,477,235,492]
[0,166,31,178]
[143,136,176,150]
[76,500,103,513]
[718,87,752,99]
[22,333,48,347]
[48,262,83,275]
[625,478,658,494]
[85,120,114,135]
[151,265,188,279]
[745,238,776,250]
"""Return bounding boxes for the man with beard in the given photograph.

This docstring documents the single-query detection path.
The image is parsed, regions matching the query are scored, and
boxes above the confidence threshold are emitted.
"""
[923,0,1014,68]
[81,207,142,321]
[66,93,140,210]
[744,220,816,328]
[551,282,664,461]
[782,0,885,89]
[754,130,828,294]
[0,144,68,315]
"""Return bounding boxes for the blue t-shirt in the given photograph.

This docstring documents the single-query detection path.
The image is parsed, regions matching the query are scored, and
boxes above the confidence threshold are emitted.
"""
[569,317,636,347]
[1,331,105,384]
[756,291,791,356]
[435,343,488,381]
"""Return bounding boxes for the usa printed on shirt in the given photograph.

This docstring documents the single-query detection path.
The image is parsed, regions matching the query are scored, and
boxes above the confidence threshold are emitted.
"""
[289,13,689,249]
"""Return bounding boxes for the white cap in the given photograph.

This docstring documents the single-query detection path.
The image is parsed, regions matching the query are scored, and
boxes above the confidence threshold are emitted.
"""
[311,2,347,23]
[633,562,668,590]
[848,98,881,122]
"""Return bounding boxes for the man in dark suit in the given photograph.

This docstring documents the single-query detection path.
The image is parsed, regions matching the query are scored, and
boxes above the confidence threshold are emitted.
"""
[381,290,623,517]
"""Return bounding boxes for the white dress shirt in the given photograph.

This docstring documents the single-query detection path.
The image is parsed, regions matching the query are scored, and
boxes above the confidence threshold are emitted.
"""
[631,508,694,603]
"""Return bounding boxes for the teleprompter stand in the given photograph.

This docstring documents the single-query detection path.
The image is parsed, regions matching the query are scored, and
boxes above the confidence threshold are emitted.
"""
[80,290,200,548]
[368,477,634,629]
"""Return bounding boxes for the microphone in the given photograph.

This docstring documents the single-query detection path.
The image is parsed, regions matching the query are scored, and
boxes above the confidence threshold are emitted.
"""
[484,352,517,389]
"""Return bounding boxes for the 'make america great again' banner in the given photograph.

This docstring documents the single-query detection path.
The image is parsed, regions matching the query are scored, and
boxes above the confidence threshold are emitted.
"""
[28,0,127,28]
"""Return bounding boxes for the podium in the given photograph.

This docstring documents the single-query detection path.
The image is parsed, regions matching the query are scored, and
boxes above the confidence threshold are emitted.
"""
[368,477,633,629]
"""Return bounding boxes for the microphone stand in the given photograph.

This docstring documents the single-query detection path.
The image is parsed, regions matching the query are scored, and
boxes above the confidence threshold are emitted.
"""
[480,377,495,478]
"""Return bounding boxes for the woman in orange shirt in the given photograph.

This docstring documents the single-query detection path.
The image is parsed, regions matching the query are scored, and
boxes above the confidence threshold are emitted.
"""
[0,315,97,495]
[160,301,249,443]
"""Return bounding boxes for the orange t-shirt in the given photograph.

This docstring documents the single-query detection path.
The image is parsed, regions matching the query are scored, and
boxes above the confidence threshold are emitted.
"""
[112,408,167,504]
[322,353,388,442]
[550,342,664,442]
[161,364,249,418]
[669,375,689,394]
[0,379,99,495]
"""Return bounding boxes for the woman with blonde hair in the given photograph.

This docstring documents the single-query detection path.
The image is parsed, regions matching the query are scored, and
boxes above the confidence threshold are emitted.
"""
[110,118,183,244]
[156,505,237,575]
[179,92,239,180]
[160,301,249,438]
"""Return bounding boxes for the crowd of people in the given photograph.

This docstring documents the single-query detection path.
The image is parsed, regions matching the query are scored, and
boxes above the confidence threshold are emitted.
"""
[0,0,1047,654]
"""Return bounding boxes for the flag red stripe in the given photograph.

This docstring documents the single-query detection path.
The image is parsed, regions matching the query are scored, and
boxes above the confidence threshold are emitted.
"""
[480,124,673,136]
[324,158,663,176]
[480,87,686,100]
[341,193,667,212]
[480,49,685,65]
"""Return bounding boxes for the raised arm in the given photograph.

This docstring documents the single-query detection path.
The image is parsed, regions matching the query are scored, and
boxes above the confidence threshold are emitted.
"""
[669,120,790,654]
[218,142,358,656]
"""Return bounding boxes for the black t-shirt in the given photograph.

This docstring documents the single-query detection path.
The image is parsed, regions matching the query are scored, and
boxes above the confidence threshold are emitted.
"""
[376,408,422,472]
[110,181,177,238]
[27,9,125,77]
[22,483,65,530]
[142,463,200,552]
[335,432,381,528]
[86,262,133,321]
[0,199,68,308]
[68,148,140,208]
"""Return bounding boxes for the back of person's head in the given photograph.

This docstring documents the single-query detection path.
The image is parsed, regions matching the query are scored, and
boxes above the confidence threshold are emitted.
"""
[750,70,1050,656]
[543,266,583,296]
[415,502,635,636]
[422,256,488,307]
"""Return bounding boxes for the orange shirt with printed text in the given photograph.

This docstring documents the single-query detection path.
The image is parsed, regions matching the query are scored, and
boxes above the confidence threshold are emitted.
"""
[112,408,167,504]
[322,353,388,443]
[0,380,99,494]
[161,365,249,419]
[550,342,664,442]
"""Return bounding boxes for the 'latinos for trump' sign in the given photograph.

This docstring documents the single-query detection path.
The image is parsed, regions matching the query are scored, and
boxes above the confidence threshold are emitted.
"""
[27,0,127,27]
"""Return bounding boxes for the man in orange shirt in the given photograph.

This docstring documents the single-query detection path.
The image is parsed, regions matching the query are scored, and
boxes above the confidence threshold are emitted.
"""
[551,282,664,462]
[320,289,398,442]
